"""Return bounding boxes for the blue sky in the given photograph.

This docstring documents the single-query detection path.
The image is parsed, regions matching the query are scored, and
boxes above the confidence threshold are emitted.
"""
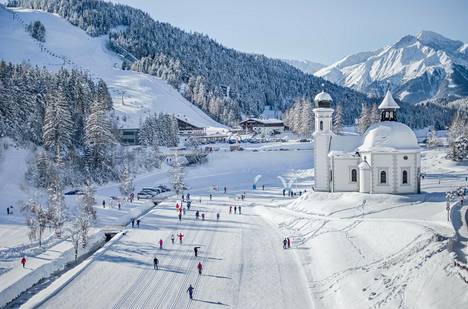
[111,0,468,64]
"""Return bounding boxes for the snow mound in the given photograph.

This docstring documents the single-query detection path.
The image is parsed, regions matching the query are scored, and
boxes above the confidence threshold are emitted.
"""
[0,6,225,130]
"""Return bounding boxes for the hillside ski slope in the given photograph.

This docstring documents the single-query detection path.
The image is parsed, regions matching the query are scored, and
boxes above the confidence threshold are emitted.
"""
[0,6,225,130]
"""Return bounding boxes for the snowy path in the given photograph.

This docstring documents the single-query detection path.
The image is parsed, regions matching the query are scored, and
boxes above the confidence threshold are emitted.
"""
[36,198,313,308]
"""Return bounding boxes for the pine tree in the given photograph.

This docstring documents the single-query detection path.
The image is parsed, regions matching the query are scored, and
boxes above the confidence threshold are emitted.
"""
[119,166,134,198]
[42,90,73,160]
[426,128,441,149]
[81,182,97,221]
[333,104,344,135]
[370,104,380,124]
[357,103,371,134]
[47,162,67,237]
[447,110,467,161]
[170,151,186,195]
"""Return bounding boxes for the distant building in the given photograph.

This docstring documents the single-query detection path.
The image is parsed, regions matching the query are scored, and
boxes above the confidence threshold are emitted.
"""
[239,118,285,135]
[118,128,139,145]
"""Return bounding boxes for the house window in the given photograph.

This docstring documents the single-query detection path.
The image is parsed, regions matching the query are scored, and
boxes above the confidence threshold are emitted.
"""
[402,170,408,184]
[351,169,357,182]
[380,171,387,184]
[320,121,323,131]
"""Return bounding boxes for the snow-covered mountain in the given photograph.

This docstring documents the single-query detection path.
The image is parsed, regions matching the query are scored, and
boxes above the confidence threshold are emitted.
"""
[315,31,468,103]
[281,59,325,74]
[0,5,225,130]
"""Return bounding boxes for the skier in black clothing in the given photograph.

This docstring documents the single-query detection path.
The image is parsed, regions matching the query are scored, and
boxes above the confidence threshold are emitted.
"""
[283,238,287,249]
[224,186,227,193]
[131,218,135,228]
[136,219,140,228]
[238,206,241,214]
[194,246,200,257]
[216,213,220,221]
[234,206,237,214]
[209,194,212,200]
[187,285,194,300]
[195,210,200,220]
[178,213,182,221]
[171,234,175,244]
[153,257,159,270]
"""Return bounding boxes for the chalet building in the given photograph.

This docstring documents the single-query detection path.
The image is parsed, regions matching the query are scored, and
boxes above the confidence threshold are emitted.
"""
[239,118,285,135]
[118,128,139,145]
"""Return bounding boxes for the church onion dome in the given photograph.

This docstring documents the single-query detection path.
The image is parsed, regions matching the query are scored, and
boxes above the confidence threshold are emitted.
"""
[314,91,333,108]
[358,122,420,152]
[378,90,400,110]
[358,161,371,170]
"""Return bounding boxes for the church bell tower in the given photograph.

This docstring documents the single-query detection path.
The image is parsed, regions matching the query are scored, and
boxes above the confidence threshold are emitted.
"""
[313,91,334,192]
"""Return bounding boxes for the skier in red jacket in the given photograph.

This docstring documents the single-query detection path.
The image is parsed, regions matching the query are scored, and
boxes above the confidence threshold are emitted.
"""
[159,238,163,249]
[21,256,26,268]
[178,233,184,244]
[197,262,203,275]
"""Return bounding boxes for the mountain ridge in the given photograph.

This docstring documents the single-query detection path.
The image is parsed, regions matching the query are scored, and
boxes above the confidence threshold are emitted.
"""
[315,31,468,103]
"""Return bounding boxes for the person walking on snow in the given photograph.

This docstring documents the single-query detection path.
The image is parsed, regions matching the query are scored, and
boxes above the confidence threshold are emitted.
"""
[153,257,159,270]
[217,213,220,221]
[178,213,182,222]
[224,186,227,193]
[131,218,135,228]
[187,285,194,300]
[238,206,241,214]
[229,206,232,214]
[159,239,163,249]
[21,256,26,268]
[136,219,140,228]
[178,233,184,244]
[201,213,205,221]
[102,200,106,208]
[194,246,200,257]
[171,234,175,244]
[234,206,237,214]
[7,207,9,215]
[195,210,200,220]
[209,194,212,201]
[287,237,291,248]
[283,238,287,249]
[197,262,203,275]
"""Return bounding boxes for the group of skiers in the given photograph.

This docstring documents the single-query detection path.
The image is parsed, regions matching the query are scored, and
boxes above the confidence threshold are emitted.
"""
[229,205,242,214]
[282,189,306,197]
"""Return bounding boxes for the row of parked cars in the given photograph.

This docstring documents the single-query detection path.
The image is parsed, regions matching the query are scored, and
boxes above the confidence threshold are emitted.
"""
[137,185,171,200]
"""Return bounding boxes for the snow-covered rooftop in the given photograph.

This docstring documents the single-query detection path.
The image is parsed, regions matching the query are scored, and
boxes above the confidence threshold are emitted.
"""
[240,118,284,125]
[358,121,420,152]
[314,91,333,102]
[378,90,400,110]
[329,135,363,154]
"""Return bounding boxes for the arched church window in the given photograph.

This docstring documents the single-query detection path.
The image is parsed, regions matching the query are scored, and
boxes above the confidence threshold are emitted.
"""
[380,171,387,184]
[402,170,408,184]
[351,169,357,182]
[320,121,323,131]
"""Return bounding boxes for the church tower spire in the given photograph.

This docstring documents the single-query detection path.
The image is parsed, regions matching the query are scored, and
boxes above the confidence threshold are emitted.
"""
[378,89,400,121]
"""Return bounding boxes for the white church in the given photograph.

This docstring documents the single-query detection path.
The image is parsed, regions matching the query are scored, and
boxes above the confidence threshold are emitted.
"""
[313,90,421,194]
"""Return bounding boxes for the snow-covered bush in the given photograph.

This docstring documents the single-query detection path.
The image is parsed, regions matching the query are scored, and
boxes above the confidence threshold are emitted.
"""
[26,20,46,42]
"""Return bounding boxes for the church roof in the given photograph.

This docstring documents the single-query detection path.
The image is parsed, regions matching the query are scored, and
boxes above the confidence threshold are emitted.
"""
[314,91,333,103]
[358,121,420,152]
[378,90,400,110]
[329,135,363,155]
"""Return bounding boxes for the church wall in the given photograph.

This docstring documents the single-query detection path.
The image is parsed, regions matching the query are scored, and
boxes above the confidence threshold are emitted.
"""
[330,157,359,192]
[395,153,418,193]
[370,153,396,194]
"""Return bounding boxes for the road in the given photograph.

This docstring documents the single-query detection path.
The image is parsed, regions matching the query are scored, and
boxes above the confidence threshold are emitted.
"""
[38,196,313,308]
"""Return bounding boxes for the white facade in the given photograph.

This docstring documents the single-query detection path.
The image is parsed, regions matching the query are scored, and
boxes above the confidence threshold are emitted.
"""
[313,90,421,194]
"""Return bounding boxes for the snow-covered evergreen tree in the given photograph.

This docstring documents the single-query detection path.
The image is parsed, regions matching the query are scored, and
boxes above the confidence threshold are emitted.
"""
[333,104,344,135]
[426,128,441,149]
[357,104,371,134]
[370,104,380,124]
[447,110,468,161]
[81,182,97,221]
[47,162,67,237]
[119,166,134,198]
[42,89,73,160]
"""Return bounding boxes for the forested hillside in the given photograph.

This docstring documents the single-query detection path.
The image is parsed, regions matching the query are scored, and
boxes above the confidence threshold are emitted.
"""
[6,0,459,128]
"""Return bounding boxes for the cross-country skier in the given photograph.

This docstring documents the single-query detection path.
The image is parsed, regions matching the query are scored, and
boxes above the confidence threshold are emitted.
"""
[197,262,203,275]
[178,233,184,244]
[153,257,159,270]
[187,285,194,300]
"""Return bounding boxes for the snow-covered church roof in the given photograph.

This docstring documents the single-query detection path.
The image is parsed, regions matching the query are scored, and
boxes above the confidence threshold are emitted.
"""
[314,91,333,103]
[358,121,420,152]
[329,135,363,156]
[378,90,400,110]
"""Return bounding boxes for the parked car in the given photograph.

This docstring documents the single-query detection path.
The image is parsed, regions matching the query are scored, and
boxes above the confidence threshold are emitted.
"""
[157,185,171,192]
[137,191,154,199]
[142,188,161,194]
[64,189,84,196]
